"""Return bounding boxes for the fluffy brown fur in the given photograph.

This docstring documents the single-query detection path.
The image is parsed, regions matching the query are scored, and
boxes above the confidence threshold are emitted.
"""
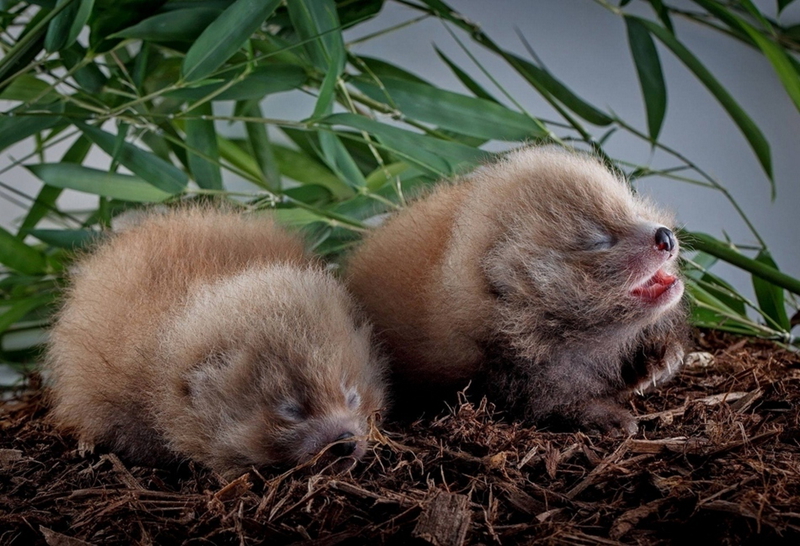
[347,147,687,434]
[47,207,387,475]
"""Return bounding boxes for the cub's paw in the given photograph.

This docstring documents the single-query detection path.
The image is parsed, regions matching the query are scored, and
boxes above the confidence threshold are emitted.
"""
[577,399,638,437]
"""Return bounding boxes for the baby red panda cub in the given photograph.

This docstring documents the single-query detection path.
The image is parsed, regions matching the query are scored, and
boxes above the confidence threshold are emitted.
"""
[47,207,387,475]
[347,146,686,435]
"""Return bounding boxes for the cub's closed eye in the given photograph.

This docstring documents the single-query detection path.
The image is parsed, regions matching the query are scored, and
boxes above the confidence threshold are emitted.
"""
[587,235,616,251]
[346,389,361,409]
[278,402,306,422]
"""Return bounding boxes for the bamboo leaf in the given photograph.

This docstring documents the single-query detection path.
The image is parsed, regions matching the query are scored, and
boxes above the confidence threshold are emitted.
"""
[636,17,773,182]
[181,0,281,82]
[694,0,800,129]
[240,101,280,191]
[500,51,614,126]
[625,17,667,142]
[27,228,99,249]
[0,74,59,103]
[353,77,546,141]
[44,0,93,52]
[0,103,64,153]
[685,232,800,296]
[77,122,188,193]
[0,295,56,334]
[273,145,354,199]
[167,65,306,101]
[185,102,222,190]
[111,7,222,42]
[752,249,791,330]
[0,227,48,275]
[319,132,367,190]
[779,0,796,13]
[18,135,91,235]
[27,164,173,202]
[434,47,498,102]
[321,113,490,176]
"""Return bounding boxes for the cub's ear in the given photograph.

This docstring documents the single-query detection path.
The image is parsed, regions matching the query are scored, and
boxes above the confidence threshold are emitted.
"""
[181,351,232,400]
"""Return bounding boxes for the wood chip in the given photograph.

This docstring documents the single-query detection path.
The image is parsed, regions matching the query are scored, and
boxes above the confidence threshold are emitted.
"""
[412,490,472,546]
[40,526,94,546]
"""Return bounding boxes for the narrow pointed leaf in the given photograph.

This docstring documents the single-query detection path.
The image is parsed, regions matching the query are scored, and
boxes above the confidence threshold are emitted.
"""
[77,122,187,193]
[685,232,800,296]
[181,0,281,82]
[321,113,490,176]
[779,0,796,13]
[185,102,222,190]
[44,0,92,52]
[500,51,613,126]
[0,74,59,103]
[27,229,99,250]
[637,18,773,181]
[434,47,498,102]
[0,103,64,153]
[319,132,367,190]
[18,135,91,235]
[0,295,56,334]
[27,164,172,202]
[111,8,223,42]
[752,250,791,330]
[273,145,354,199]
[241,101,280,191]
[287,0,345,73]
[353,77,546,141]
[167,65,306,101]
[0,227,48,275]
[625,17,667,141]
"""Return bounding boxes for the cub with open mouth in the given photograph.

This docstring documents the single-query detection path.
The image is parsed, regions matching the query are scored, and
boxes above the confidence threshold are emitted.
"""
[346,146,687,435]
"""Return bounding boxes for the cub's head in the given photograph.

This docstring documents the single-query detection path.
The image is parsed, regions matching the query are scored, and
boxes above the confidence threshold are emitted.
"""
[479,147,684,348]
[158,266,387,476]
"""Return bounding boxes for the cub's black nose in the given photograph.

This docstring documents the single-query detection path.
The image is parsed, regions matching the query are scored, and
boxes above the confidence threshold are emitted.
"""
[330,432,356,457]
[654,227,676,252]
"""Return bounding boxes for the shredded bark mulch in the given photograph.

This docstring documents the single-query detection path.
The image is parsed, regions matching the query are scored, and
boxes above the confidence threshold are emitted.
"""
[2,331,799,545]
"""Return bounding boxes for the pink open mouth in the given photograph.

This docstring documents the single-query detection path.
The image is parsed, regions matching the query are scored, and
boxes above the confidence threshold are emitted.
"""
[631,268,679,303]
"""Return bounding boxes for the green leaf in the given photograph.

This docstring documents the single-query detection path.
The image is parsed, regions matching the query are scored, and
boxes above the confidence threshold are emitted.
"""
[77,122,188,193]
[695,0,800,130]
[499,51,614,127]
[240,101,280,191]
[365,161,412,191]
[185,102,222,190]
[779,0,796,13]
[273,144,354,199]
[27,163,173,202]
[18,135,91,235]
[319,132,367,190]
[0,74,59,103]
[647,0,673,33]
[110,7,222,42]
[0,103,64,153]
[27,228,99,249]
[354,55,430,85]
[685,232,800,296]
[166,65,306,101]
[0,294,56,334]
[287,0,345,73]
[434,47,498,102]
[45,0,93,51]
[181,0,281,82]
[752,249,791,330]
[354,77,545,141]
[636,18,773,182]
[321,113,490,176]
[0,227,48,275]
[625,18,667,142]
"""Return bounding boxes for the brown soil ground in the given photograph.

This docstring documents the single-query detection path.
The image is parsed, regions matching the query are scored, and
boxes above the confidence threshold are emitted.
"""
[1,331,799,545]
